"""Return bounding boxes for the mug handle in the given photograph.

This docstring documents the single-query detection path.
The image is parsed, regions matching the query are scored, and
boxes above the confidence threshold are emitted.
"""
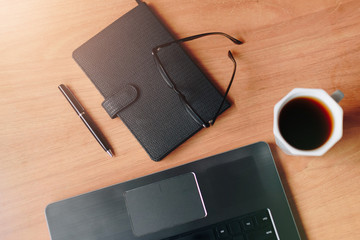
[331,90,344,103]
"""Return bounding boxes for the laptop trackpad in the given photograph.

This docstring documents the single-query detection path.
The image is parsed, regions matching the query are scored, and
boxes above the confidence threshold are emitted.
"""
[124,172,207,236]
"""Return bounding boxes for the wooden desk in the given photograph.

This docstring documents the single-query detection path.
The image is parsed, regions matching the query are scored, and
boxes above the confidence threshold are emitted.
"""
[1,0,359,239]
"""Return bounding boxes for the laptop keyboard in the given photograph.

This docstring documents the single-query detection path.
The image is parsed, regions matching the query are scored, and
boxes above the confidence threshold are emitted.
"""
[168,209,278,240]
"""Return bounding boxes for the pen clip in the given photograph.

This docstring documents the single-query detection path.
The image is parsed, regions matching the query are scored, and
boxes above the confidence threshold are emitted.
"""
[58,84,85,115]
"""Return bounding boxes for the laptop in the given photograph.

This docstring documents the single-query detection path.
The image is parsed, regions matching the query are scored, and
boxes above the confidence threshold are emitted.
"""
[45,142,301,239]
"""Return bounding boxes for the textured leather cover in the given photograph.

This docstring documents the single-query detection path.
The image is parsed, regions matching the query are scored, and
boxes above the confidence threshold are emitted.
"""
[102,84,138,118]
[72,1,230,161]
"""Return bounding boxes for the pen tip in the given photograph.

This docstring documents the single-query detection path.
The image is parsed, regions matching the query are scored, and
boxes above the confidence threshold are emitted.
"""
[107,150,114,157]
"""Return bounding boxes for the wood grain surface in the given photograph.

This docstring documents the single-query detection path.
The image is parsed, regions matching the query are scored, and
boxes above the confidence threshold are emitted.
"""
[1,0,359,239]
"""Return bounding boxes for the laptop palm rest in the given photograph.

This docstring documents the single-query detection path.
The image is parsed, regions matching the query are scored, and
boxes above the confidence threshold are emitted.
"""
[124,172,207,236]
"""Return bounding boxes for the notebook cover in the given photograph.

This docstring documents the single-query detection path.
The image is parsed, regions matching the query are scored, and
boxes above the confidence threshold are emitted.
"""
[72,1,230,161]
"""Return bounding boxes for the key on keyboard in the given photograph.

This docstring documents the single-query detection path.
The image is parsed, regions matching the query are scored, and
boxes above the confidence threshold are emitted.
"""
[168,209,278,240]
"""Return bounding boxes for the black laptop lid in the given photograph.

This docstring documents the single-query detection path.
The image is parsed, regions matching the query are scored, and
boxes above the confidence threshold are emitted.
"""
[45,142,300,240]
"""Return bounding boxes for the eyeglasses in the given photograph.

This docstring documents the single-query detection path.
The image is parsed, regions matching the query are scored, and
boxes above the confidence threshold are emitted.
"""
[152,32,243,128]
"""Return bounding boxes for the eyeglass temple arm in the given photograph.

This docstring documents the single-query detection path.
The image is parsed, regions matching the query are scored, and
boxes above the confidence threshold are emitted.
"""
[152,32,241,127]
[210,50,237,126]
[153,32,243,52]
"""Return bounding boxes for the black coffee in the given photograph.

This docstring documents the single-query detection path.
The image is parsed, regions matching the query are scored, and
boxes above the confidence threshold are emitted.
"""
[279,97,333,150]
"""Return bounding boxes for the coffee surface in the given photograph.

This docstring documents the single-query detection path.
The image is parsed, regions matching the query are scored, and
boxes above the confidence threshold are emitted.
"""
[279,97,333,150]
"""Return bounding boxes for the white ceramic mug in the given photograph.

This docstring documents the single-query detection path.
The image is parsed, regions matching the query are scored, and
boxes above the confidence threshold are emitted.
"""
[273,88,344,156]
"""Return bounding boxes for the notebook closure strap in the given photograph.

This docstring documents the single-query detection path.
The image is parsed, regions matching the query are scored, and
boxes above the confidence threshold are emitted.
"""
[102,84,138,118]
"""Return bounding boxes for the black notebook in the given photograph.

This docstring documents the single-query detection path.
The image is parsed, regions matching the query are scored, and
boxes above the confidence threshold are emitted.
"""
[73,1,230,161]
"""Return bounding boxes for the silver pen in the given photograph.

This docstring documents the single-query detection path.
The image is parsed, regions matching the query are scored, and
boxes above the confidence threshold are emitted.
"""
[58,84,114,157]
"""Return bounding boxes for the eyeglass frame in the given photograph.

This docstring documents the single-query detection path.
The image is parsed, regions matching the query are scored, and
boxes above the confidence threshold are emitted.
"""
[152,32,243,128]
